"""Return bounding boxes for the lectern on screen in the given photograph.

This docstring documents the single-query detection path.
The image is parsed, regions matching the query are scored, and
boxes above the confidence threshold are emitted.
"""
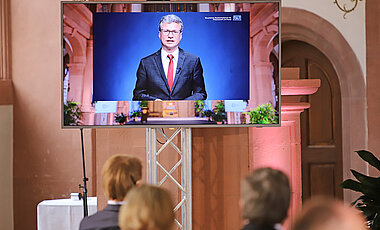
[62,1,281,128]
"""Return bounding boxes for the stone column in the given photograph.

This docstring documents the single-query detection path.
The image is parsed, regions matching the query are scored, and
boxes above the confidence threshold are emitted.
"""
[249,3,279,109]
[251,62,273,108]
[249,69,321,230]
[67,62,86,102]
[81,37,95,125]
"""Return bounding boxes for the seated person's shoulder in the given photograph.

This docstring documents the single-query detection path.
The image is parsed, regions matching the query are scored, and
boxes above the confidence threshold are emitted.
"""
[79,208,120,230]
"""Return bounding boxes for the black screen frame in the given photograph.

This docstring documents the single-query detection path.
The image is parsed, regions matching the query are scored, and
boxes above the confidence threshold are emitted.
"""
[61,0,282,129]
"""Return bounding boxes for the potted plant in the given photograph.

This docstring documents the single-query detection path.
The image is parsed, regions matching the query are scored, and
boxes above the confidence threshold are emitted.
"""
[194,100,205,117]
[129,110,141,122]
[139,101,149,109]
[245,103,278,124]
[212,101,226,124]
[340,150,380,229]
[115,113,127,124]
[202,109,213,121]
[138,101,149,123]
[64,100,82,126]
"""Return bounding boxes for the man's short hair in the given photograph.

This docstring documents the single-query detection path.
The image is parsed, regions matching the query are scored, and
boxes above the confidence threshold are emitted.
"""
[102,154,142,201]
[159,14,183,32]
[119,185,174,230]
[241,167,291,225]
[293,197,367,230]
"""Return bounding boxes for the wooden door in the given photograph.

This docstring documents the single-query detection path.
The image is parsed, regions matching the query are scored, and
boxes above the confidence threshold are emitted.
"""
[282,41,343,200]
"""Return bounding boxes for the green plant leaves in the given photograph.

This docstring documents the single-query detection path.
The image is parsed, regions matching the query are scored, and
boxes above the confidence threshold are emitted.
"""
[340,179,362,192]
[212,101,226,122]
[115,113,127,123]
[341,150,380,230]
[351,170,380,189]
[357,150,380,171]
[202,109,213,117]
[64,100,82,126]
[139,101,148,108]
[245,103,278,124]
[194,100,205,113]
[129,110,141,118]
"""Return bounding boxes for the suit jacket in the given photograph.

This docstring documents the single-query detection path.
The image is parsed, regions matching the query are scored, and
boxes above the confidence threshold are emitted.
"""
[133,48,207,100]
[79,204,121,230]
[241,222,277,230]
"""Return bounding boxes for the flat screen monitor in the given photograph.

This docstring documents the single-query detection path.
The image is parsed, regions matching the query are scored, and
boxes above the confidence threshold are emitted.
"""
[62,1,280,128]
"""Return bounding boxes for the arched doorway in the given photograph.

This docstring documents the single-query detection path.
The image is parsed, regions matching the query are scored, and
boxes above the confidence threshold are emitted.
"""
[282,40,343,200]
[281,7,366,202]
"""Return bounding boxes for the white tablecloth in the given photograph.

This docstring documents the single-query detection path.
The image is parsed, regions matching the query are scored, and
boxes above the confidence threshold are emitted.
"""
[37,197,97,230]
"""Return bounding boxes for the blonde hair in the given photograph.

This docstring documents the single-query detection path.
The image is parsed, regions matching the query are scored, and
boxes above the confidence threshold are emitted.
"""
[241,167,290,225]
[102,154,142,201]
[119,185,174,230]
[293,197,367,230]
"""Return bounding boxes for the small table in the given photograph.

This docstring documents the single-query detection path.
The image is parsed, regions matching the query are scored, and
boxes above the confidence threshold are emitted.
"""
[37,197,97,230]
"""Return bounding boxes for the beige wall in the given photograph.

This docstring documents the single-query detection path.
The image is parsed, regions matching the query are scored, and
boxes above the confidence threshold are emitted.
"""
[0,105,13,230]
[11,0,94,229]
[282,0,366,81]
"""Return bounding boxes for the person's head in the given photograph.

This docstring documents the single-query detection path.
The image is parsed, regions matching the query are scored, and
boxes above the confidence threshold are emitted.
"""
[102,154,142,201]
[241,167,291,225]
[293,197,367,230]
[119,185,175,230]
[158,14,183,53]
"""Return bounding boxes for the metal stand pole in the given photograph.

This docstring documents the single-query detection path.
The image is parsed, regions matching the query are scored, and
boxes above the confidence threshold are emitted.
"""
[80,128,89,217]
[146,128,192,230]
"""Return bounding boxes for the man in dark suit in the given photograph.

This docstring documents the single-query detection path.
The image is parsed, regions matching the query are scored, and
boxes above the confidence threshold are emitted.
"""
[79,155,142,230]
[133,14,207,101]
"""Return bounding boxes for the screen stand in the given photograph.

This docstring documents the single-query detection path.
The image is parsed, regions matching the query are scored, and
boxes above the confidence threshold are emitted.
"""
[146,128,192,230]
[79,128,89,217]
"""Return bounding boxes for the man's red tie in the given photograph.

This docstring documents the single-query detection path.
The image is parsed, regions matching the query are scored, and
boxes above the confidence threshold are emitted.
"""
[167,54,174,91]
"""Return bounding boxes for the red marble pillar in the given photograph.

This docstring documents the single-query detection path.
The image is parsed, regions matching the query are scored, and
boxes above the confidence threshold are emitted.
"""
[249,71,321,230]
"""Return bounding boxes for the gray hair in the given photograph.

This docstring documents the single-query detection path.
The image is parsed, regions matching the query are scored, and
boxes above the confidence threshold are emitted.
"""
[241,168,291,225]
[159,14,183,32]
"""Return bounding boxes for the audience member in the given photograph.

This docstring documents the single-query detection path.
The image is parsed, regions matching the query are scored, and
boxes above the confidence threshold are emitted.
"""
[292,197,367,230]
[119,184,175,230]
[240,167,291,230]
[79,154,142,230]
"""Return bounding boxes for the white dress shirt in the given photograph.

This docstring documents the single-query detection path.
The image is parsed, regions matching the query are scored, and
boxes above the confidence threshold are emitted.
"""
[161,48,179,82]
[107,200,125,205]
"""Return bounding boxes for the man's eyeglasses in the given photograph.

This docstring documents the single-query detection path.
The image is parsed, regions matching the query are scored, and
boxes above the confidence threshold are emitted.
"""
[160,29,181,36]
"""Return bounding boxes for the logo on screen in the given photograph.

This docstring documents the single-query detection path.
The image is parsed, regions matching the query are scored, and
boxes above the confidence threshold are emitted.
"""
[233,15,242,21]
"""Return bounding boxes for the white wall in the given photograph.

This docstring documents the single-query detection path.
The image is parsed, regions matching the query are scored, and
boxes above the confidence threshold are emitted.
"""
[282,0,366,81]
[0,105,13,230]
